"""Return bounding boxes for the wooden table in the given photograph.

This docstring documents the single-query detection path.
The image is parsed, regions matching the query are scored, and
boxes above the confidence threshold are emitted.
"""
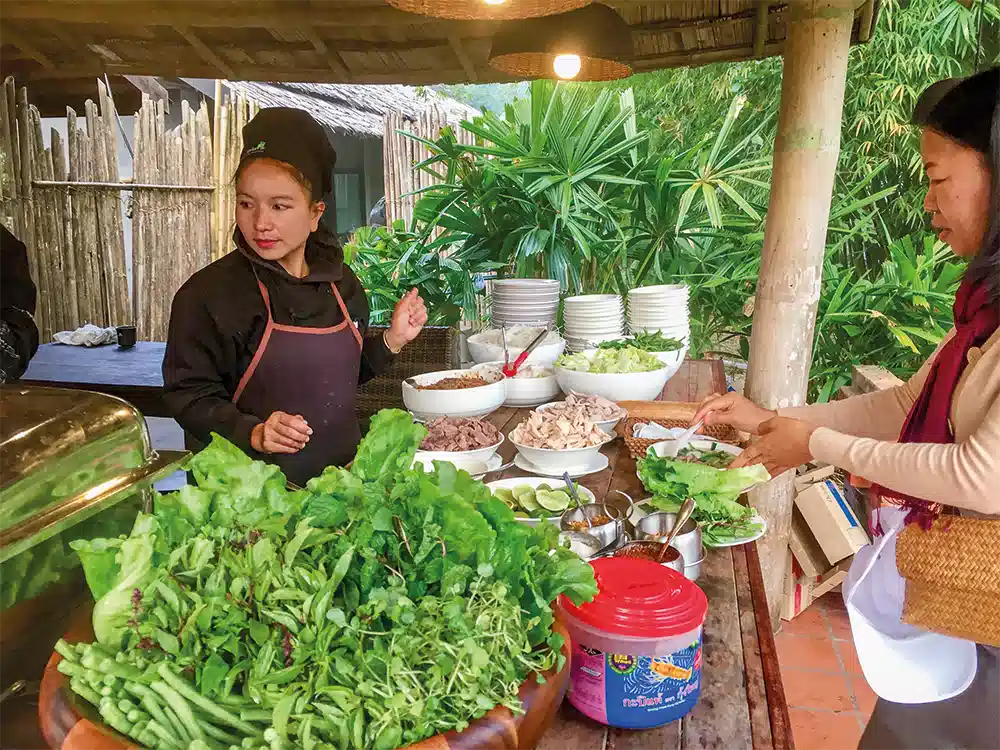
[482,361,793,750]
[21,342,169,416]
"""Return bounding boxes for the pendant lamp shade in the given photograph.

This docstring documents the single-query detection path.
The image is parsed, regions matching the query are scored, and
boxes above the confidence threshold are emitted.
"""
[387,0,592,21]
[489,4,633,81]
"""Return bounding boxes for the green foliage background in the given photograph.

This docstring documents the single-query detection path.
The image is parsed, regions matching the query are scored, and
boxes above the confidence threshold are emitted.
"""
[349,0,997,401]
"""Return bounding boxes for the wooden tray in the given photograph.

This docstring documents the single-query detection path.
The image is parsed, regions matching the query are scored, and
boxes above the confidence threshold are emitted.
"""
[39,608,572,750]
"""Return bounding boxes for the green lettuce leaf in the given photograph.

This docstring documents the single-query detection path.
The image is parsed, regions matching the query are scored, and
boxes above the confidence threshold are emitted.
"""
[351,409,426,483]
[70,536,123,601]
[90,513,158,647]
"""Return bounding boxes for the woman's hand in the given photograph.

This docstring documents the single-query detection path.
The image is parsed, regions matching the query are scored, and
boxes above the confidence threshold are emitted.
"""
[251,411,312,454]
[731,417,817,476]
[385,288,428,352]
[692,392,777,435]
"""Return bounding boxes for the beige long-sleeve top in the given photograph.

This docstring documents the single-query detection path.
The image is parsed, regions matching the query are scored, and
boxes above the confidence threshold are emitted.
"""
[778,328,1000,516]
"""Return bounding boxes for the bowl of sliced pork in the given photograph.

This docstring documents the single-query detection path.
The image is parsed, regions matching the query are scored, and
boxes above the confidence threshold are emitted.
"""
[412,417,505,470]
[509,404,614,473]
[535,393,626,434]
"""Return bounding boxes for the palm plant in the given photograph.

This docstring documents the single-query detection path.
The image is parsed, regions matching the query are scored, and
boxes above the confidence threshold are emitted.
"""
[411,80,646,293]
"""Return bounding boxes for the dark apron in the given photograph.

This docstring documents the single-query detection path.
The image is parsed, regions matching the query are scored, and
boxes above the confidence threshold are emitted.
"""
[231,274,363,486]
[858,644,1000,750]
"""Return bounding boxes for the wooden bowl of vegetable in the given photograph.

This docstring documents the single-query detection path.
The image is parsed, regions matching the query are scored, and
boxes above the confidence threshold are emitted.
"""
[39,606,572,750]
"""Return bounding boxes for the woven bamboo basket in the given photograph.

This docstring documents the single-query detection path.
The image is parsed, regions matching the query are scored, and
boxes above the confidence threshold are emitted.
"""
[614,400,744,460]
[357,326,458,428]
[896,516,1000,646]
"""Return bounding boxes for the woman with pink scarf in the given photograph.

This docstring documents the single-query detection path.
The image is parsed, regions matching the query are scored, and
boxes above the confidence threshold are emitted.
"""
[695,68,999,750]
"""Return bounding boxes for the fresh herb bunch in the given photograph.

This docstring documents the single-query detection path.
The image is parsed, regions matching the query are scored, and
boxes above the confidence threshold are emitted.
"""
[597,331,683,353]
[62,409,597,750]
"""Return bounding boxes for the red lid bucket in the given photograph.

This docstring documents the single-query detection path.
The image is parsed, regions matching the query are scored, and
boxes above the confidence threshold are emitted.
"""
[559,557,708,639]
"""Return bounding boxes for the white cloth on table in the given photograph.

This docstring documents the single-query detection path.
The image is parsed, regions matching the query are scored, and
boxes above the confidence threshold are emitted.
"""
[53,323,118,347]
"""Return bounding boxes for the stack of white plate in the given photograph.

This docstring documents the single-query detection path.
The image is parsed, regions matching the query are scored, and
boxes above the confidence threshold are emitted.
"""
[562,294,625,352]
[627,285,690,343]
[490,279,560,328]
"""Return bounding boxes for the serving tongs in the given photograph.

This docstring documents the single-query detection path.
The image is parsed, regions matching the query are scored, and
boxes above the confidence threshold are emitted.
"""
[502,327,549,378]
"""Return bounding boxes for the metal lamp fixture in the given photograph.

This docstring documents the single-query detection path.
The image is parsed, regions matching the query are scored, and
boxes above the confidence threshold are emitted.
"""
[387,0,592,21]
[488,3,633,81]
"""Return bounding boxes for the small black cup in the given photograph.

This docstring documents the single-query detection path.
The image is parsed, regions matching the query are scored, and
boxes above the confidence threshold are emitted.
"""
[116,325,137,349]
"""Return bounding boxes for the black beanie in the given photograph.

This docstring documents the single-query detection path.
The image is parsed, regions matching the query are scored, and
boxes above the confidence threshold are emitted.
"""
[239,107,336,200]
[912,67,999,155]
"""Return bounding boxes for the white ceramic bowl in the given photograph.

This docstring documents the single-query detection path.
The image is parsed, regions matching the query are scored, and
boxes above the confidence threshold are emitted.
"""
[467,331,566,365]
[414,434,504,466]
[402,368,506,421]
[554,354,671,401]
[628,284,689,299]
[473,362,562,407]
[487,476,597,526]
[535,400,623,434]
[509,433,614,473]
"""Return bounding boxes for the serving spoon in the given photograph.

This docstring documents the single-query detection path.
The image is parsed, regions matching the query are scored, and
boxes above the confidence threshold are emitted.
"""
[656,497,696,563]
[656,419,704,458]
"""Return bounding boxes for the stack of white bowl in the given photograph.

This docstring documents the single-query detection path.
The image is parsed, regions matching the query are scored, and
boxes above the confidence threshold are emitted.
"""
[489,279,560,328]
[627,285,690,344]
[562,294,625,352]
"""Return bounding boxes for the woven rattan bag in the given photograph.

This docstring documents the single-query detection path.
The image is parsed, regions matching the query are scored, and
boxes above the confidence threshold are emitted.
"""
[895,516,1000,647]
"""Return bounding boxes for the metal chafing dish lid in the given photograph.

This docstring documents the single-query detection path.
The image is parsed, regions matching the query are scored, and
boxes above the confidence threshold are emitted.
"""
[0,386,187,561]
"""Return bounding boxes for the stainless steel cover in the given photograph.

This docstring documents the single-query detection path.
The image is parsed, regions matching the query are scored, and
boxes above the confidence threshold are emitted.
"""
[0,385,187,563]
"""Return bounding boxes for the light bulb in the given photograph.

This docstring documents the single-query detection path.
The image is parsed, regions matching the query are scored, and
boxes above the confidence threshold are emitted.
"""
[553,54,582,79]
[483,0,507,5]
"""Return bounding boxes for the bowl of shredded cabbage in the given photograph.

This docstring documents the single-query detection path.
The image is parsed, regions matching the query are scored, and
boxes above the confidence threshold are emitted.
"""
[554,347,673,401]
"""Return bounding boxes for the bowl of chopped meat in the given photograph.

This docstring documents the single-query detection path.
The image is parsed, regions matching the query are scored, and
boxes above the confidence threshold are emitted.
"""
[402,368,506,421]
[414,417,505,466]
[535,393,626,434]
[508,405,614,473]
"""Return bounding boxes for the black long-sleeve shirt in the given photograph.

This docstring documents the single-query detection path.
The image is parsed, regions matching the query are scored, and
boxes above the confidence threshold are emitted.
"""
[1,224,39,383]
[162,236,393,452]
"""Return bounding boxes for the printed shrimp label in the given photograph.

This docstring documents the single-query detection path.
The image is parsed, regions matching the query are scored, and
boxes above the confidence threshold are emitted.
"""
[568,637,703,729]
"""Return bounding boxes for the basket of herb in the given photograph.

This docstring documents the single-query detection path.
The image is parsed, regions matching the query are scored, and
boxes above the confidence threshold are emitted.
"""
[40,410,594,750]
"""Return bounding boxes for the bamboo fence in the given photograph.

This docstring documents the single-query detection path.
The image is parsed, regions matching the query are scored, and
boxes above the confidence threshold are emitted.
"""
[382,107,475,227]
[0,78,256,341]
[132,95,214,340]
[1,78,130,337]
[212,84,257,260]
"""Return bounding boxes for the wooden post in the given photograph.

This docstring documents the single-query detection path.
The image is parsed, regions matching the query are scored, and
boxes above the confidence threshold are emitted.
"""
[743,0,855,627]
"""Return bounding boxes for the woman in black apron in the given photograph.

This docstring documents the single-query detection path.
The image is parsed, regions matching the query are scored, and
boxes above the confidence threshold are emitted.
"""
[163,108,427,486]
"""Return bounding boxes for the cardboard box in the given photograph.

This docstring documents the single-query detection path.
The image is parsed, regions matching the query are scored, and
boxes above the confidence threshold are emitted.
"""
[789,507,829,578]
[794,478,869,564]
[795,464,835,492]
[781,551,852,621]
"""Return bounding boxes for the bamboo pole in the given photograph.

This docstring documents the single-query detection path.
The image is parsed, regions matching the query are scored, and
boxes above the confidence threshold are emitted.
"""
[743,0,854,628]
[16,86,41,335]
[0,79,19,232]
[132,97,146,337]
[50,127,79,327]
[99,79,129,326]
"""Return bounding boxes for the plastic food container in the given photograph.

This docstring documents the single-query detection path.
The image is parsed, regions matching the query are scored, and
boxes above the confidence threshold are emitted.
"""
[557,557,708,729]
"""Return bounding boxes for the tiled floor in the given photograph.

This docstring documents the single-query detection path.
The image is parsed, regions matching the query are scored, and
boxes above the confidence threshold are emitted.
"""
[777,591,876,750]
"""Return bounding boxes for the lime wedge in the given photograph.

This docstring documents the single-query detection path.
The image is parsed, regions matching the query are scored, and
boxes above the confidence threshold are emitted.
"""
[516,488,539,512]
[493,488,516,506]
[535,489,571,513]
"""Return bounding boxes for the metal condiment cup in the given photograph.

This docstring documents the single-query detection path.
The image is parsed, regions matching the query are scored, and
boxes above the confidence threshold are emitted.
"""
[634,510,702,574]
[606,540,685,574]
[560,502,623,553]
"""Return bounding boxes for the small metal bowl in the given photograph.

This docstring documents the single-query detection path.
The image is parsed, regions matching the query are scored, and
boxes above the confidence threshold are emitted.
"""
[559,531,605,561]
[606,540,685,574]
[634,511,702,573]
[684,545,707,582]
[560,502,623,553]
